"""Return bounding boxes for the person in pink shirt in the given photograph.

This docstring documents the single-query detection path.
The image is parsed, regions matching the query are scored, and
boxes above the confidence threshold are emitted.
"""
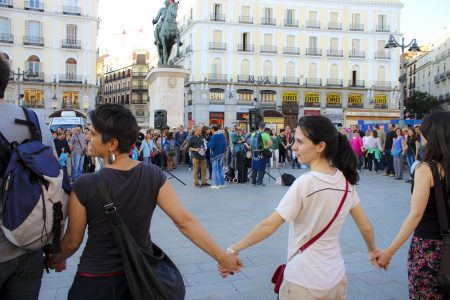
[350,130,364,171]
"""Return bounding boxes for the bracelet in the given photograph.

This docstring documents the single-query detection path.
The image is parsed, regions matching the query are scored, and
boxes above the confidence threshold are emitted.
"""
[226,247,238,255]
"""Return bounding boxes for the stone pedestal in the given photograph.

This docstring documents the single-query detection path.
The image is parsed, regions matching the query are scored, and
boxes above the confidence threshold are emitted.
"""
[145,67,189,129]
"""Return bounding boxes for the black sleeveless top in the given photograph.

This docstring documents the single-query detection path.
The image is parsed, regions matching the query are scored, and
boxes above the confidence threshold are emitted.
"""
[413,178,450,240]
[72,163,167,273]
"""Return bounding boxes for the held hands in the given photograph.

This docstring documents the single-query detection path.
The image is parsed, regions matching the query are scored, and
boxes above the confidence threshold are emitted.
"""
[217,250,243,278]
[45,254,67,273]
[369,248,394,271]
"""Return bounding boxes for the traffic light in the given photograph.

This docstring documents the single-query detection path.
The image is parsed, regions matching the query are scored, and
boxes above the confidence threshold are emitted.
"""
[248,108,262,128]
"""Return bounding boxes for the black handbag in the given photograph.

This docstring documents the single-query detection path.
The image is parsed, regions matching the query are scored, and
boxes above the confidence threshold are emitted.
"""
[93,172,185,300]
[429,163,450,294]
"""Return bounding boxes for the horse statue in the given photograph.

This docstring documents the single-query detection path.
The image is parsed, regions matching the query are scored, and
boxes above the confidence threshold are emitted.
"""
[154,0,182,65]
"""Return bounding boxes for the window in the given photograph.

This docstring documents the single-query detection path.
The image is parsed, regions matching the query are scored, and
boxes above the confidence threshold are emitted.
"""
[136,54,146,64]
[213,30,222,43]
[330,64,338,79]
[27,20,41,37]
[378,15,386,26]
[264,34,272,46]
[237,90,252,101]
[377,40,385,51]
[352,13,361,24]
[29,0,41,9]
[211,58,222,75]
[24,89,44,108]
[62,91,79,109]
[264,7,272,19]
[66,58,77,77]
[286,62,295,78]
[261,91,275,102]
[26,55,40,74]
[377,66,386,81]
[241,6,250,16]
[209,88,224,101]
[309,11,317,21]
[263,60,272,76]
[286,9,294,22]
[0,17,10,34]
[240,59,250,76]
[308,63,317,78]
[286,35,295,47]
[309,36,318,49]
[352,65,361,80]
[330,12,338,23]
[352,39,360,51]
[213,3,222,16]
[330,38,338,50]
[66,24,77,42]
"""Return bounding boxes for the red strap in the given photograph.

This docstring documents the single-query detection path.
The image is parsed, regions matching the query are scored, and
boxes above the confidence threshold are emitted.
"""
[297,180,349,254]
[77,271,124,277]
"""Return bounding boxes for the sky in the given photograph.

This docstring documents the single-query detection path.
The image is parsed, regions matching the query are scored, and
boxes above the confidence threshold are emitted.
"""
[97,0,450,57]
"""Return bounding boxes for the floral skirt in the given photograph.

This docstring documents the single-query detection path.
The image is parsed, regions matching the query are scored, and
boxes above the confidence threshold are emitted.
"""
[407,236,447,299]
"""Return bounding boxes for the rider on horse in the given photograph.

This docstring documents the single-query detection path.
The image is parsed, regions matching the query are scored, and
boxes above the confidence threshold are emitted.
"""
[152,0,173,46]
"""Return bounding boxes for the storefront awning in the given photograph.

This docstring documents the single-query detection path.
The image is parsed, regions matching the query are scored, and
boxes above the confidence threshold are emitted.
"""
[49,110,86,118]
[209,88,224,93]
[260,90,276,95]
[237,89,253,94]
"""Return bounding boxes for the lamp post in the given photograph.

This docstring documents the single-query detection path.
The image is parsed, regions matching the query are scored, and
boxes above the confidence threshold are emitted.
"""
[51,94,58,111]
[384,35,421,127]
[10,68,32,106]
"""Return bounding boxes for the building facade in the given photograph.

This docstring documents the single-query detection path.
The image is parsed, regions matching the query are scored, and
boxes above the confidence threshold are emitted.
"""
[98,50,151,129]
[175,0,403,129]
[0,0,99,121]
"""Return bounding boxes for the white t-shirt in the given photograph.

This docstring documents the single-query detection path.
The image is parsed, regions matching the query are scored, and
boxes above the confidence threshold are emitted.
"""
[275,169,360,290]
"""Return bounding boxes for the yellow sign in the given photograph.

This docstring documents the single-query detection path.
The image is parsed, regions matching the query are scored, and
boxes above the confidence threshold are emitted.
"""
[348,94,363,105]
[264,117,285,124]
[326,93,341,106]
[374,95,387,104]
[304,92,320,103]
[282,91,298,102]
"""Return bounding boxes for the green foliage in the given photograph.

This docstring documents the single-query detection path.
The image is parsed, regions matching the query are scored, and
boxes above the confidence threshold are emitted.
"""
[405,91,440,118]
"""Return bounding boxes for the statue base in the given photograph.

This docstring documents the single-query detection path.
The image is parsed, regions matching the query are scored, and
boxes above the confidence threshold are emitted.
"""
[145,67,189,129]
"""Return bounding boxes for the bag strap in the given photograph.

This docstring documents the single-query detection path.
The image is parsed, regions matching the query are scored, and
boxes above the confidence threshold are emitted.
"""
[289,180,349,261]
[74,133,84,148]
[17,106,42,142]
[429,163,450,243]
[92,171,116,213]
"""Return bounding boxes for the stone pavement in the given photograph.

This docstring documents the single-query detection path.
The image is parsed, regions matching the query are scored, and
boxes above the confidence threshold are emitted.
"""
[39,165,413,300]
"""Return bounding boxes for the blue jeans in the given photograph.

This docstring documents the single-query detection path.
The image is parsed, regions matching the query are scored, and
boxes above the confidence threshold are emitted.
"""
[0,251,43,300]
[406,153,415,176]
[211,156,224,186]
[72,152,85,180]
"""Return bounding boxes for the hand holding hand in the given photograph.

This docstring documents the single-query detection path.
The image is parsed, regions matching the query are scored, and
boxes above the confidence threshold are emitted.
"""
[46,254,67,272]
[217,251,243,278]
[370,248,393,271]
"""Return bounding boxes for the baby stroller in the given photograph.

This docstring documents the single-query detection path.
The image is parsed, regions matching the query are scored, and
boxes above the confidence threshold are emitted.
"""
[224,168,238,183]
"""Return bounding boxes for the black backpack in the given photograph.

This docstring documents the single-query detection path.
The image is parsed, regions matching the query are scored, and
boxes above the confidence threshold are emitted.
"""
[281,173,296,186]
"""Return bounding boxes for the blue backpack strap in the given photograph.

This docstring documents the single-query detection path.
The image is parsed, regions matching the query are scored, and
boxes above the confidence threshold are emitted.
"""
[15,106,42,142]
[0,131,13,178]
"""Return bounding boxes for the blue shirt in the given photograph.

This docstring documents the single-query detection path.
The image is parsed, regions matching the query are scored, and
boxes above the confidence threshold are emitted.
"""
[208,132,227,159]
[59,152,68,167]
[141,139,155,158]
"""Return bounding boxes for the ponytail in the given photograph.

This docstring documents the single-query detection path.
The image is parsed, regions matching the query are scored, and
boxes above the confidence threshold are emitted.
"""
[332,133,359,185]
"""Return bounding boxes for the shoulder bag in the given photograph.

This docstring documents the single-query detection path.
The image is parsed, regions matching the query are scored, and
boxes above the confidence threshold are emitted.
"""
[271,180,349,294]
[429,163,450,294]
[93,172,185,300]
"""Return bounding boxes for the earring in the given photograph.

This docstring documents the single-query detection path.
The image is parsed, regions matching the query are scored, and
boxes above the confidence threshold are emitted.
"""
[108,151,115,164]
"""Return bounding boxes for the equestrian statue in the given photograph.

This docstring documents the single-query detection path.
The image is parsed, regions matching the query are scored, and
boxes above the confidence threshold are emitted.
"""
[152,0,183,66]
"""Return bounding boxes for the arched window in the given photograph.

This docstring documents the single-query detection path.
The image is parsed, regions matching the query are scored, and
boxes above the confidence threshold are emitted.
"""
[377,66,386,81]
[66,58,77,79]
[286,61,295,78]
[240,59,250,76]
[211,58,222,75]
[27,55,40,74]
[308,63,317,78]
[330,64,338,79]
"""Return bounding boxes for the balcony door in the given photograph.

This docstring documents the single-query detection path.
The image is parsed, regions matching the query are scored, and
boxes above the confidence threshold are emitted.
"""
[27,20,41,38]
[66,58,77,79]
[29,0,40,8]
[67,24,77,43]
[26,55,40,74]
[309,36,318,49]
[0,17,10,35]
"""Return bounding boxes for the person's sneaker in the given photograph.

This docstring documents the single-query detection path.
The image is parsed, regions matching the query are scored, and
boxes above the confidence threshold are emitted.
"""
[219,185,226,189]
[382,173,389,176]
[255,183,266,187]
[211,185,220,189]
[194,183,201,187]
[188,168,192,171]
[373,171,378,175]
[390,174,396,177]
[201,182,211,187]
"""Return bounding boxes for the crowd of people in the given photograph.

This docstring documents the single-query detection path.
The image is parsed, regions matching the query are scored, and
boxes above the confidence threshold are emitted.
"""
[1,51,449,300]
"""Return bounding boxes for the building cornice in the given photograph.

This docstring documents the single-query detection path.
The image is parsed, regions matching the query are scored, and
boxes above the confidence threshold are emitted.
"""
[0,7,99,22]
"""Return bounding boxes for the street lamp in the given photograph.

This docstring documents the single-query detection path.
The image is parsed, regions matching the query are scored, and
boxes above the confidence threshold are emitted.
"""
[51,94,58,111]
[384,35,421,127]
[10,68,32,106]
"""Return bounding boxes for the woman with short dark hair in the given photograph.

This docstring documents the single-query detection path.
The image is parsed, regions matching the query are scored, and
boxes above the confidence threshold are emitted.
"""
[374,112,450,299]
[50,104,241,299]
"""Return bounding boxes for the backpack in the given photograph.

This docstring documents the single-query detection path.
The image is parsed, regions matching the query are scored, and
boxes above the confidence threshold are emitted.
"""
[251,131,264,151]
[281,173,296,186]
[0,106,69,252]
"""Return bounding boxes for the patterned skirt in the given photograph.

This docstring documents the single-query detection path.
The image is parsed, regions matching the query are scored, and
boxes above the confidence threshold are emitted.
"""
[407,236,448,299]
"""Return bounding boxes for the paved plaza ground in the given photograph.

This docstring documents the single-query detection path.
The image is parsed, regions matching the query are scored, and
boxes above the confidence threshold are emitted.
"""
[39,165,413,300]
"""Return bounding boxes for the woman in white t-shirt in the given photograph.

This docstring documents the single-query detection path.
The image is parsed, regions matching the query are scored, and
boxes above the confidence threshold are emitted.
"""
[221,115,380,299]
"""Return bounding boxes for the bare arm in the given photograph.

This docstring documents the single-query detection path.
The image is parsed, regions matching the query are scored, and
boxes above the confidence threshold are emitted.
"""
[229,211,285,253]
[350,204,377,252]
[157,181,241,272]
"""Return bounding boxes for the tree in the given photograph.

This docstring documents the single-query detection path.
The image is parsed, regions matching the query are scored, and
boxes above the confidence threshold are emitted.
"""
[404,91,440,119]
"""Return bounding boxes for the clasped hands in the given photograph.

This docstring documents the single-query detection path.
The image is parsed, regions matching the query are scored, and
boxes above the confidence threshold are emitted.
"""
[217,250,243,278]
[369,248,394,271]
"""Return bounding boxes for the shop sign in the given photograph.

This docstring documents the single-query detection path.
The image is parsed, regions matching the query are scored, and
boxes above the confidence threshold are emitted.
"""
[304,110,321,116]
[326,93,342,108]
[282,91,298,102]
[348,94,363,108]
[304,92,320,107]
[263,117,285,124]
[374,95,387,109]
[209,112,224,119]
[236,113,249,120]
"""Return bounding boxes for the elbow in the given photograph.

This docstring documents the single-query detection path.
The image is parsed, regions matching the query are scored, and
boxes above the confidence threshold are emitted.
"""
[360,222,374,236]
[173,213,195,232]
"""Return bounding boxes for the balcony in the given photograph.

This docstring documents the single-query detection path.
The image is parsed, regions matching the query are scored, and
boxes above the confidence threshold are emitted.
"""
[132,87,148,93]
[328,22,342,30]
[23,72,44,82]
[376,24,390,32]
[306,21,321,29]
[374,81,392,89]
[305,48,322,56]
[207,73,228,82]
[439,72,446,81]
[24,102,44,109]
[0,0,13,8]
[327,79,343,87]
[260,45,277,54]
[350,23,364,31]
[258,76,277,84]
[237,75,255,83]
[0,33,13,44]
[374,51,391,59]
[24,0,43,11]
[349,50,365,58]
[284,19,298,27]
[237,44,254,52]
[210,13,225,22]
[59,74,83,84]
[348,80,365,88]
[132,72,147,77]
[434,75,440,83]
[283,47,300,55]
[209,42,226,51]
[63,5,81,15]
[261,17,276,25]
[327,49,343,57]
[304,78,321,87]
[239,16,253,24]
[23,36,44,46]
[282,77,300,85]
[62,39,81,49]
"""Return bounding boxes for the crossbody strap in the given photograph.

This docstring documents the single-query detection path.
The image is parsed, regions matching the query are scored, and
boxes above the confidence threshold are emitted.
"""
[93,171,118,216]
[429,163,450,243]
[289,180,349,261]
